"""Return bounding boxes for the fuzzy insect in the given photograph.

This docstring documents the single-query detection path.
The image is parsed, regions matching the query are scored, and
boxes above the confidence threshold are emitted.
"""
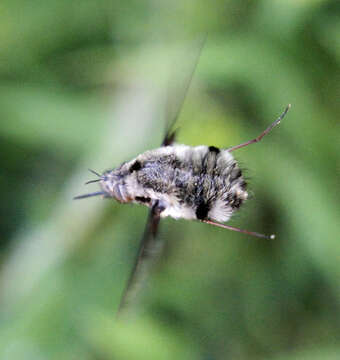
[75,104,291,240]
[74,39,290,315]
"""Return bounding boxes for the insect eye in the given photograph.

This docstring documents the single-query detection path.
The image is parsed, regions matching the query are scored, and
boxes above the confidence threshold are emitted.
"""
[129,160,142,173]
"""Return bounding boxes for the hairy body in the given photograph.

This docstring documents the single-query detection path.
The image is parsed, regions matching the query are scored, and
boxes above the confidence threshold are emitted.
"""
[75,105,290,238]
[100,144,248,223]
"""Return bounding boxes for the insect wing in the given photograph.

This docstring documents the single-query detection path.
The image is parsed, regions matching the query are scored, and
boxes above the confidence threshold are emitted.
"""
[117,204,162,315]
[162,36,206,146]
[117,38,206,317]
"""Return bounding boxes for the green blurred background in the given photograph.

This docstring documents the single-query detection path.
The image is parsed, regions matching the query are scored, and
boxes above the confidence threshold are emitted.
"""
[0,0,339,359]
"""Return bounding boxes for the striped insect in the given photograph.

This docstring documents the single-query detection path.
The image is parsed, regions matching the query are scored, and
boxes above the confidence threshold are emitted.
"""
[74,42,290,315]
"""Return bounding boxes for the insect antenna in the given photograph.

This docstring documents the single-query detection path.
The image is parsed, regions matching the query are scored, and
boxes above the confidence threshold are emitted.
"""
[73,191,105,200]
[84,168,103,184]
[227,104,291,152]
[85,179,101,185]
[202,220,275,240]
[88,168,102,177]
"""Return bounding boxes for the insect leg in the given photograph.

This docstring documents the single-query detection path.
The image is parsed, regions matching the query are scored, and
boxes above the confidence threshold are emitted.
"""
[202,219,275,240]
[227,104,291,152]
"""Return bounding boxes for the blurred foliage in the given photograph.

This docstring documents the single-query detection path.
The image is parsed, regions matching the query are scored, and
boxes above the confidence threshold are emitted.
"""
[0,0,339,359]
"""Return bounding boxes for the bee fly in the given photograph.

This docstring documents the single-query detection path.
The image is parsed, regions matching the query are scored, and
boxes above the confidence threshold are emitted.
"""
[74,104,291,240]
[74,40,290,315]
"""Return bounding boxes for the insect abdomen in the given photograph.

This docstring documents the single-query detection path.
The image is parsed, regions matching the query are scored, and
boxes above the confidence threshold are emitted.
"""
[170,145,248,222]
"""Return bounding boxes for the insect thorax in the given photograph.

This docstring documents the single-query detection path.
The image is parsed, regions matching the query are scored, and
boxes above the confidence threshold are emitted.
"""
[100,144,248,223]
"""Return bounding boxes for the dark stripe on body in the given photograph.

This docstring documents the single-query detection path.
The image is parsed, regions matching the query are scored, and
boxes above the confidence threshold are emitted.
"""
[196,200,210,220]
[130,160,142,172]
[208,146,220,153]
[135,196,151,203]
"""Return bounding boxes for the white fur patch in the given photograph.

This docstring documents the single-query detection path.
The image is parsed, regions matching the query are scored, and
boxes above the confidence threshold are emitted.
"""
[219,149,234,162]
[208,199,232,223]
[173,144,206,161]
